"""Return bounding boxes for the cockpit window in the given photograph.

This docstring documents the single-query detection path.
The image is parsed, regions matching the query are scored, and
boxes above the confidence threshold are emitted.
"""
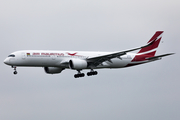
[8,54,15,57]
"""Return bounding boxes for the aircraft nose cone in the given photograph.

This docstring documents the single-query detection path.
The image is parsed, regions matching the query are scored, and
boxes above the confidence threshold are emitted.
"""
[4,58,9,65]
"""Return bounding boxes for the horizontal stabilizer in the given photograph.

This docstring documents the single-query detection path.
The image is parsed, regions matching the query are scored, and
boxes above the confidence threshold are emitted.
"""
[146,53,175,60]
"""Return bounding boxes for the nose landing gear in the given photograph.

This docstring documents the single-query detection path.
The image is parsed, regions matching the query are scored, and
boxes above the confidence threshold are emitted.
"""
[12,66,18,75]
[14,71,17,75]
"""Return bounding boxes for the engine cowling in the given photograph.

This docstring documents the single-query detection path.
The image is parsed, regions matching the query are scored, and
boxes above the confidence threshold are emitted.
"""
[44,67,64,74]
[69,59,88,70]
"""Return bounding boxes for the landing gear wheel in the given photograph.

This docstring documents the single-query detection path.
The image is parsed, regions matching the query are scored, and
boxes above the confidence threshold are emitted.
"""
[14,71,17,75]
[74,74,78,78]
[81,73,85,77]
[12,66,18,75]
[74,72,85,78]
[87,71,98,76]
[87,72,92,76]
[94,71,98,75]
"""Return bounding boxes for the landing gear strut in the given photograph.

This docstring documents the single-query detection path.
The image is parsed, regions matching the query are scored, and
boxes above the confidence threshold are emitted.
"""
[74,70,85,78]
[12,66,17,75]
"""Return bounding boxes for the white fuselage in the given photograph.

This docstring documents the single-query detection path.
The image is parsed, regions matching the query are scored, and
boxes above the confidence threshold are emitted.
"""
[4,50,137,69]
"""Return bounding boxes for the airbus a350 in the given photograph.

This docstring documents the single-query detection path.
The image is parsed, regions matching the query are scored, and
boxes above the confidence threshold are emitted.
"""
[4,31,174,78]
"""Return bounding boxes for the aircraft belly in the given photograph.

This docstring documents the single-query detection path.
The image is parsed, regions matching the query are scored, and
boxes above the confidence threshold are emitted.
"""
[110,59,130,68]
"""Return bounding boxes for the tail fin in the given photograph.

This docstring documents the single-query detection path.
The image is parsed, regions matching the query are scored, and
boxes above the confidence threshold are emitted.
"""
[129,31,174,63]
[138,31,163,55]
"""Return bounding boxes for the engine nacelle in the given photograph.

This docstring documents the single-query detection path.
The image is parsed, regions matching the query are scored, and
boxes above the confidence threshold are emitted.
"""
[69,59,88,70]
[44,67,64,74]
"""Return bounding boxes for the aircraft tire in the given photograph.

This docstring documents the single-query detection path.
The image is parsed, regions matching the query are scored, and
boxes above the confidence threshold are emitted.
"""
[14,71,17,75]
[74,73,85,78]
[87,71,98,76]
[94,71,98,75]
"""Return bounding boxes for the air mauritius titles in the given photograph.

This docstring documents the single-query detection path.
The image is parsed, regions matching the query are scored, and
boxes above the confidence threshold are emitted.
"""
[27,53,64,56]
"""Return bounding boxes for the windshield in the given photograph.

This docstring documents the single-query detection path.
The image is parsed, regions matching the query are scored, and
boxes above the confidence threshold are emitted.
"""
[8,54,15,57]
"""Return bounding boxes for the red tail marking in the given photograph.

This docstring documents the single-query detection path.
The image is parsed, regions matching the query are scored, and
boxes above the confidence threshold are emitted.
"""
[147,31,163,43]
[138,37,161,53]
[138,31,163,53]
[132,51,156,62]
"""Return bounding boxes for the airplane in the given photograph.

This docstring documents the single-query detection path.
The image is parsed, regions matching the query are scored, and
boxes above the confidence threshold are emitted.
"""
[4,31,174,78]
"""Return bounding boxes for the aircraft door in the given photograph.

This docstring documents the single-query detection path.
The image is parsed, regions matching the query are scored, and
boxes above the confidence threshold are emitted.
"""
[22,52,26,60]
[51,55,56,60]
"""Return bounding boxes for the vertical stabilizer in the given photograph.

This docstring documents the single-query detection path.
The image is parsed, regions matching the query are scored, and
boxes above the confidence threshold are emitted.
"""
[138,31,163,55]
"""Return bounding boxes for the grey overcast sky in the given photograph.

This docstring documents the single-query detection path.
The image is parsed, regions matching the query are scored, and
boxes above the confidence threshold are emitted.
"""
[0,0,180,120]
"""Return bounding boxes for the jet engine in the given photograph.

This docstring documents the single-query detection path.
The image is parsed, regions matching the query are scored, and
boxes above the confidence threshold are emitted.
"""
[44,67,64,74]
[69,59,88,70]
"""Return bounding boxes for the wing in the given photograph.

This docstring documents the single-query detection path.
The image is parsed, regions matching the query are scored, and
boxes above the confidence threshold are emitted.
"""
[86,41,155,68]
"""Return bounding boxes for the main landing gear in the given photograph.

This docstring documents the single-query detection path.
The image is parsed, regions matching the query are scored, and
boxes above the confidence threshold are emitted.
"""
[12,66,18,75]
[87,71,98,76]
[74,70,85,78]
[74,69,98,78]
